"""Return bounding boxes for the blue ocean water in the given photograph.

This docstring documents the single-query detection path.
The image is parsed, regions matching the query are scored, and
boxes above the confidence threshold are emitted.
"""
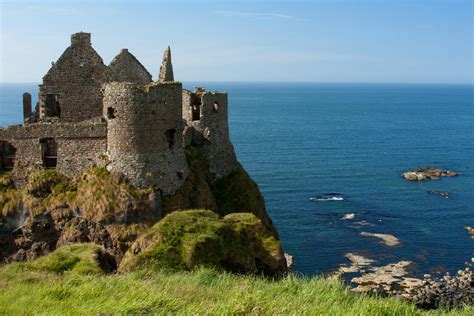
[1,82,473,277]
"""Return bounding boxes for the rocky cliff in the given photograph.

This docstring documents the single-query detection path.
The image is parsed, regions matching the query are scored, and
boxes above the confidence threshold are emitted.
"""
[0,144,285,276]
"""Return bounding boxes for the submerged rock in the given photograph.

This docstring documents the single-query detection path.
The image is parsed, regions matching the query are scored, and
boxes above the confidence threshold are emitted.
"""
[402,168,459,181]
[338,253,375,273]
[427,190,449,198]
[360,231,400,247]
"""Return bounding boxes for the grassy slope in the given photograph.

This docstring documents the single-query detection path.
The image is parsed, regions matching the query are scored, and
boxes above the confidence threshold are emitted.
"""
[0,265,471,315]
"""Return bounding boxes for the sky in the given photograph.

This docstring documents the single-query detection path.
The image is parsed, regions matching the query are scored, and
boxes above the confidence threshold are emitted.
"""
[0,0,472,83]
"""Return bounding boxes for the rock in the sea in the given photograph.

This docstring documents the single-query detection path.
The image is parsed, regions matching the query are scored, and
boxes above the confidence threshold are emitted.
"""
[402,168,459,181]
[360,231,400,247]
[284,253,294,270]
[341,213,356,220]
[338,253,375,273]
[119,210,288,277]
[464,226,474,235]
[350,260,420,294]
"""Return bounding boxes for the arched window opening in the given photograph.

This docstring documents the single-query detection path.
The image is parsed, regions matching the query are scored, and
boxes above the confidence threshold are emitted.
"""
[40,138,57,168]
[213,102,219,113]
[0,141,16,171]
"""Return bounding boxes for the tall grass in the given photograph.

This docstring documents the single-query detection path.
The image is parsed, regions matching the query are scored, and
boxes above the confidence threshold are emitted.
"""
[0,265,471,315]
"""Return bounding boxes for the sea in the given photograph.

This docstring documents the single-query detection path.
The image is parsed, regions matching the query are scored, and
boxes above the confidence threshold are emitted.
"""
[1,82,473,277]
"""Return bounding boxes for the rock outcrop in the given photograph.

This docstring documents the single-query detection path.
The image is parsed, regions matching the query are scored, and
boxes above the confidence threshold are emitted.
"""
[339,253,474,310]
[360,232,400,247]
[0,144,281,274]
[402,168,459,181]
[119,210,287,277]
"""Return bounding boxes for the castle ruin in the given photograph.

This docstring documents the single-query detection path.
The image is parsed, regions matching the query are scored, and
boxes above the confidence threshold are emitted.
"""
[0,32,238,196]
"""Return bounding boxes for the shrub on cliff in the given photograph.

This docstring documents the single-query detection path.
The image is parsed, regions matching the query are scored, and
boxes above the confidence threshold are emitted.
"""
[69,167,157,223]
[119,210,287,276]
[25,169,72,198]
[4,243,116,275]
[0,171,13,192]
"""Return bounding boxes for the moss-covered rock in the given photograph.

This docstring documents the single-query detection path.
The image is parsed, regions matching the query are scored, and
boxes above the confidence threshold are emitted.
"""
[119,210,287,277]
[5,243,116,275]
[0,167,157,263]
[163,146,278,238]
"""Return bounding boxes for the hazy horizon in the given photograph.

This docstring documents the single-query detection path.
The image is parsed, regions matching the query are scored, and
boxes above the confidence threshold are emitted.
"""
[1,0,472,84]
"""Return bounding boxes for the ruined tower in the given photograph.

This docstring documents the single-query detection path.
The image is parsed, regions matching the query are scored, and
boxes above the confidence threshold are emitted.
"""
[158,47,174,82]
[103,49,188,195]
[182,87,238,178]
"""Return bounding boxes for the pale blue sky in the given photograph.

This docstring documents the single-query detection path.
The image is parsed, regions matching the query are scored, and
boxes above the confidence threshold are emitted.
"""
[0,0,472,83]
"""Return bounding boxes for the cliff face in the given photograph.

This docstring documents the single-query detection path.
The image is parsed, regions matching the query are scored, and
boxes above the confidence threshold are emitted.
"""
[0,144,282,274]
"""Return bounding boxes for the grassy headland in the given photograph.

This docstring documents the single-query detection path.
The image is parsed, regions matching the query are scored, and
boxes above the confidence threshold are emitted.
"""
[0,244,471,315]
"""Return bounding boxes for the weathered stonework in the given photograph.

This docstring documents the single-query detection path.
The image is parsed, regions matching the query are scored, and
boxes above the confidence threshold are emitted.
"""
[0,121,106,186]
[182,88,238,178]
[103,82,188,195]
[1,32,237,192]
[109,49,152,85]
[158,47,174,82]
[39,32,113,122]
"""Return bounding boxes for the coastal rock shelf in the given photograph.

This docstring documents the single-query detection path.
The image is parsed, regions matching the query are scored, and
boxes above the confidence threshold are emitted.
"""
[339,253,474,310]
[402,168,459,181]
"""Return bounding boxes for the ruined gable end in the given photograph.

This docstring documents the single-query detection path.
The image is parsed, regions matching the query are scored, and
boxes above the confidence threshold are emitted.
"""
[109,49,152,85]
[39,32,113,122]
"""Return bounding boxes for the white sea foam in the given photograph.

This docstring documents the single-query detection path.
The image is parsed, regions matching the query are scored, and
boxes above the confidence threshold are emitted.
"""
[310,196,344,201]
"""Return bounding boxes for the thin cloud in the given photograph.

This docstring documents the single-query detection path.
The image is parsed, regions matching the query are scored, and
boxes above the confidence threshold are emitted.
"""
[214,10,299,20]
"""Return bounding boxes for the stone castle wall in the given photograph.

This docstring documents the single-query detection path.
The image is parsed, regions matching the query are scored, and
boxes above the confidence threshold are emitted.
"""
[2,32,238,193]
[39,33,113,122]
[103,82,189,195]
[182,89,238,178]
[0,122,106,186]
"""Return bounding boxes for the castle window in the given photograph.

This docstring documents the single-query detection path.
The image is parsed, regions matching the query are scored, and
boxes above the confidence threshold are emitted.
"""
[45,94,61,117]
[192,103,201,121]
[107,107,116,119]
[213,102,219,113]
[40,138,57,168]
[165,128,176,149]
[0,141,16,171]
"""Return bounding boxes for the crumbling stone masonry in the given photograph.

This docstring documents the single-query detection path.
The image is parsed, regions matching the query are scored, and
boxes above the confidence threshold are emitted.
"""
[103,82,188,195]
[0,32,239,196]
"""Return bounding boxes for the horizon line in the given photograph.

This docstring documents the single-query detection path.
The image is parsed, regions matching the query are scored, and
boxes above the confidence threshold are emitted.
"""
[0,81,472,86]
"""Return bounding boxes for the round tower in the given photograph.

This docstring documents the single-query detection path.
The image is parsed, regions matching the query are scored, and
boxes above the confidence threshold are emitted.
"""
[103,81,188,195]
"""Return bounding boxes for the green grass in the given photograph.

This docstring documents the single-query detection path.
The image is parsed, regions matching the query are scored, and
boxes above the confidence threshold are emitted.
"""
[0,262,471,315]
[3,244,113,275]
